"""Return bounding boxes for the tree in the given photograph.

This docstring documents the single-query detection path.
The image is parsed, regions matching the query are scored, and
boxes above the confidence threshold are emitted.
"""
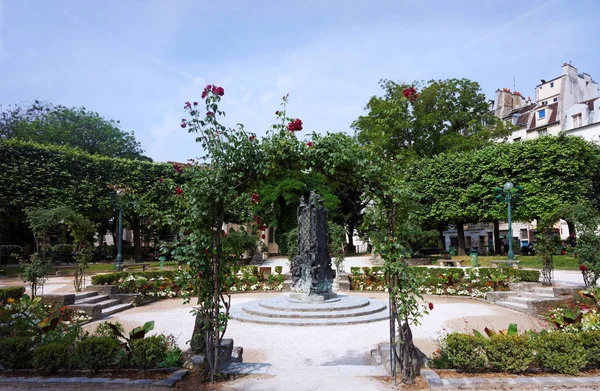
[0,101,147,160]
[353,78,513,160]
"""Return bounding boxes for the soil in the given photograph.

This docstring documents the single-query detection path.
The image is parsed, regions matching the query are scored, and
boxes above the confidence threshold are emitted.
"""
[374,375,430,390]
[1,368,175,380]
[436,368,600,378]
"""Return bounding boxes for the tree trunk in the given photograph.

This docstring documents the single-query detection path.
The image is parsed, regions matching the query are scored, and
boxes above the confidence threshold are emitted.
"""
[346,222,355,253]
[437,223,445,250]
[456,223,466,256]
[133,218,142,263]
[493,219,502,255]
[396,321,422,384]
[566,219,576,246]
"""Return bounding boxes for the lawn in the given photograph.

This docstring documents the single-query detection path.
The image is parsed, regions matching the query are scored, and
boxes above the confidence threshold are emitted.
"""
[1,261,181,277]
[451,255,579,270]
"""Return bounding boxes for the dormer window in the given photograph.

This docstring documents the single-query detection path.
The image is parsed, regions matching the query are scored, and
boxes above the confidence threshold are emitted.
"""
[550,82,554,88]
[538,109,546,119]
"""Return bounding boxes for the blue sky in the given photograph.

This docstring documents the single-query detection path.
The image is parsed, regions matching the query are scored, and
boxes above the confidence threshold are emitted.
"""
[1,0,599,162]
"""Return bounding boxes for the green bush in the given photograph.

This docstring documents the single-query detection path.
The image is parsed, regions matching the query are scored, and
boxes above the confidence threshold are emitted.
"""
[91,271,178,286]
[535,332,587,374]
[486,335,534,372]
[32,343,69,374]
[0,336,34,369]
[501,268,540,282]
[274,266,283,275]
[51,244,74,256]
[0,286,25,302]
[446,333,486,371]
[581,331,600,367]
[350,267,361,275]
[73,336,124,371]
[130,335,168,369]
[0,245,23,263]
[371,266,383,274]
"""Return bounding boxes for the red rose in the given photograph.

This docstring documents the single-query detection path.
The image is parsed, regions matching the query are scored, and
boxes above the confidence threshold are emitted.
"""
[428,302,434,310]
[580,264,587,271]
[403,89,410,98]
[184,101,191,109]
[288,118,303,132]
[306,141,313,147]
[158,177,163,183]
[275,111,279,115]
[261,234,266,239]
[201,91,207,99]
[249,135,256,142]
[251,192,260,204]
[180,123,186,128]
[193,101,198,106]
[206,111,215,117]
[173,163,183,173]
[175,187,183,196]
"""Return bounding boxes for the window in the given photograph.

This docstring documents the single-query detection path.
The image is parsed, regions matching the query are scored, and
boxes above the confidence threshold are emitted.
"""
[466,236,472,248]
[539,128,547,137]
[553,97,558,102]
[572,113,583,128]
[268,227,275,244]
[550,82,554,88]
[513,137,521,142]
[520,229,528,240]
[538,109,546,119]
[543,101,548,105]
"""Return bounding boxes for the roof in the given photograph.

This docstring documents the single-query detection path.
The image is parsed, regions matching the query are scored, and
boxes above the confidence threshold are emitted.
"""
[580,97,599,111]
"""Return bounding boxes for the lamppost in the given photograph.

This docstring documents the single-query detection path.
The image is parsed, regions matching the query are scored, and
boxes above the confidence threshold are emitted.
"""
[503,182,515,262]
[115,190,124,271]
[495,182,522,266]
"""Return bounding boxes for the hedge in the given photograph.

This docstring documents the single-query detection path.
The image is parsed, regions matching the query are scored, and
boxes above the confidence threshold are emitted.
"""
[349,266,539,282]
[91,271,177,286]
[436,330,597,374]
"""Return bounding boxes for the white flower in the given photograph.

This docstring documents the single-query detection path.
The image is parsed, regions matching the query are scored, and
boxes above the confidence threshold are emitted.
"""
[276,284,283,291]
[231,286,238,292]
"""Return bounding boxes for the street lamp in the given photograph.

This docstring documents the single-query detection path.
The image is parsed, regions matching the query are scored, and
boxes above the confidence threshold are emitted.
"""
[115,189,124,271]
[503,182,515,262]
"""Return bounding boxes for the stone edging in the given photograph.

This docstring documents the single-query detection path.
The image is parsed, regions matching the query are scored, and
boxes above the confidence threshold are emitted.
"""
[0,369,188,387]
[422,369,600,389]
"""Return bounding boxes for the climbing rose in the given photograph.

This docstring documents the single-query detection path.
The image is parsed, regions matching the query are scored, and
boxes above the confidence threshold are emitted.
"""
[288,118,303,132]
[158,177,163,183]
[306,141,313,147]
[261,234,266,239]
[249,135,256,142]
[180,123,186,128]
[251,193,260,204]
[184,101,191,109]
[201,91,207,99]
[193,101,198,106]
[173,163,183,173]
[403,87,419,103]
[206,111,215,117]
[175,187,183,196]
[428,302,434,310]
[275,111,279,115]
[580,264,587,271]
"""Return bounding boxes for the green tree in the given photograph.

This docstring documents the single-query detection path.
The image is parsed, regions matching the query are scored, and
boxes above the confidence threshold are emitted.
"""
[0,101,147,160]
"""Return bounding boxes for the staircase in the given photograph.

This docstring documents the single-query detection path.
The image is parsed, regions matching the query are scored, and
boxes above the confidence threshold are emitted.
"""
[70,291,133,319]
[487,283,569,316]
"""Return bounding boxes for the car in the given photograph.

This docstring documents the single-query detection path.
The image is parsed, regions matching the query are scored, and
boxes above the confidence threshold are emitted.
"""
[521,243,535,255]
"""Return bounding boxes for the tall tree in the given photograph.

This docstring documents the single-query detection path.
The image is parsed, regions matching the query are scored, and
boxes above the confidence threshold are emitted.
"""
[0,101,147,160]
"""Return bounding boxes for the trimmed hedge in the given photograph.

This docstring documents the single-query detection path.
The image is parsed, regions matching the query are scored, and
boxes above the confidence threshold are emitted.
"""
[350,266,539,282]
[91,271,176,286]
[0,286,25,302]
[438,330,597,374]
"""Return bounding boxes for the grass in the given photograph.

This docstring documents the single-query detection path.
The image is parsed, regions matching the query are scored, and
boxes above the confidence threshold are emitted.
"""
[1,261,182,277]
[451,255,579,270]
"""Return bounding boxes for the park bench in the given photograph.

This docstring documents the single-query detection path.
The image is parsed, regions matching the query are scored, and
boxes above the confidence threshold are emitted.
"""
[491,260,520,269]
[439,260,462,267]
[54,265,76,276]
[122,262,151,272]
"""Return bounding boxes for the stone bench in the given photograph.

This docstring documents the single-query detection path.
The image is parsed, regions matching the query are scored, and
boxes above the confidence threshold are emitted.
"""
[122,262,151,272]
[54,265,75,276]
[439,260,462,267]
[491,260,520,269]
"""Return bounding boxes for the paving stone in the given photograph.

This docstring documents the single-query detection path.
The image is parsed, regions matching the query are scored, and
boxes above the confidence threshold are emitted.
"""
[153,379,176,387]
[169,369,188,381]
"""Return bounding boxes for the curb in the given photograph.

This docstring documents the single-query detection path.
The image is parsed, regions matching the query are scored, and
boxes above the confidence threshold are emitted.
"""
[0,369,188,388]
[421,369,600,389]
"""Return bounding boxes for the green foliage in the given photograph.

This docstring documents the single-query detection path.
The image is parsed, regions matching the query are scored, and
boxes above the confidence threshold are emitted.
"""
[130,335,168,369]
[19,253,49,298]
[274,266,283,275]
[329,222,346,272]
[446,333,487,371]
[485,335,533,372]
[283,228,298,260]
[0,337,34,369]
[581,331,600,367]
[32,342,69,374]
[0,286,25,302]
[0,100,145,159]
[73,336,124,371]
[534,331,587,374]
[94,321,125,337]
[563,203,600,287]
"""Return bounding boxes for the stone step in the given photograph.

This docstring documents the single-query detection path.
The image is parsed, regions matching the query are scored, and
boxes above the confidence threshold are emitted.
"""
[515,292,555,299]
[495,300,533,315]
[101,302,133,317]
[74,291,98,301]
[230,309,389,326]
[259,296,369,312]
[533,287,555,294]
[244,301,386,319]
[75,294,110,305]
[96,299,122,310]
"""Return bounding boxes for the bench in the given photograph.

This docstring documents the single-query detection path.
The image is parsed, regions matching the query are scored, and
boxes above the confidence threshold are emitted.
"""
[491,260,520,269]
[54,265,76,276]
[122,263,151,272]
[439,260,462,267]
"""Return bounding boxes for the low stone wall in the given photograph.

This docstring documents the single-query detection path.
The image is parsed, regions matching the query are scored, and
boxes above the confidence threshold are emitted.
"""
[41,293,76,306]
[86,285,118,295]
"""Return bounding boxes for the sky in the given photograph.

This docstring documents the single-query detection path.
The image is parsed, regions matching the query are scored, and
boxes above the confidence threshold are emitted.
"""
[1,0,599,162]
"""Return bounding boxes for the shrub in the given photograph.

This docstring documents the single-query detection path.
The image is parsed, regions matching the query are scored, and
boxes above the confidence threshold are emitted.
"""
[0,286,25,302]
[486,335,534,372]
[73,336,124,371]
[446,333,486,371]
[350,267,361,275]
[130,335,168,369]
[362,266,372,276]
[581,331,600,367]
[0,336,34,369]
[33,343,69,374]
[50,244,74,256]
[0,245,23,263]
[535,332,587,374]
[371,266,383,274]
[274,266,283,275]
[502,268,540,282]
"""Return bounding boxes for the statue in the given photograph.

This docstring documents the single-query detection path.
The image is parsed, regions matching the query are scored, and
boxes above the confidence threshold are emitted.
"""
[290,192,336,299]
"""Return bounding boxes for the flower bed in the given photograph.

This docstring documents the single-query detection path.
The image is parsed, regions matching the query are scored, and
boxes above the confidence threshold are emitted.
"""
[546,287,600,332]
[349,267,540,298]
[91,267,286,301]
